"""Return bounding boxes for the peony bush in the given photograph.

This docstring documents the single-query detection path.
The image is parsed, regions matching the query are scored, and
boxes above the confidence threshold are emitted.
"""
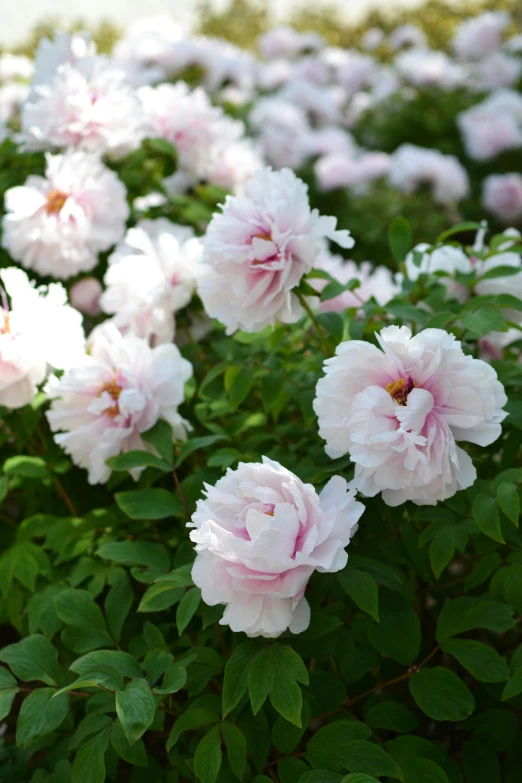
[0,8,522,783]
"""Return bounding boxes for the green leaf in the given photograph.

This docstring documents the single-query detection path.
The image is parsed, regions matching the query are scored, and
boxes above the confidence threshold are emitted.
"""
[497,483,520,526]
[194,724,222,783]
[137,582,184,612]
[437,221,482,242]
[110,719,148,767]
[398,758,449,783]
[339,740,403,780]
[368,605,420,665]
[472,494,503,543]
[306,722,372,771]
[176,587,201,636]
[105,569,133,643]
[278,757,309,783]
[221,720,247,780]
[175,434,229,468]
[301,773,344,783]
[167,708,219,751]
[222,639,264,717]
[54,589,107,631]
[465,552,502,591]
[316,312,345,342]
[141,419,174,464]
[154,662,187,695]
[145,137,178,159]
[320,279,352,302]
[338,567,379,621]
[429,527,455,579]
[16,688,69,748]
[0,666,18,721]
[248,644,309,726]
[365,702,418,733]
[228,365,254,411]
[115,489,182,520]
[340,776,380,783]
[69,713,112,750]
[0,634,62,686]
[70,650,142,680]
[461,305,505,337]
[501,665,522,700]
[408,667,475,721]
[72,726,111,783]
[478,265,522,281]
[116,678,155,745]
[96,540,170,571]
[272,702,311,754]
[436,597,515,642]
[441,639,509,683]
[388,217,412,262]
[53,666,123,698]
[105,451,170,472]
[3,455,50,479]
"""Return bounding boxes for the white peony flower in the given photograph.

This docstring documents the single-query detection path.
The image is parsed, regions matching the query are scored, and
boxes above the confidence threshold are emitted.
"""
[457,90,522,161]
[189,456,364,638]
[404,243,472,302]
[453,11,510,60]
[314,247,398,313]
[112,15,186,85]
[475,251,522,318]
[483,174,522,223]
[389,144,469,205]
[69,278,103,317]
[2,150,129,280]
[0,267,85,409]
[46,324,192,485]
[199,167,354,334]
[22,57,143,158]
[100,219,205,345]
[314,326,507,506]
[394,49,467,89]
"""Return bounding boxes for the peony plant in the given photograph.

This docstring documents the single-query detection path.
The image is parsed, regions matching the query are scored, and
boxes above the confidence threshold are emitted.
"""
[0,9,522,783]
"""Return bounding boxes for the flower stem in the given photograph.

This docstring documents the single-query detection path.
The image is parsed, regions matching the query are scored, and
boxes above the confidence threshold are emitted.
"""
[297,292,333,357]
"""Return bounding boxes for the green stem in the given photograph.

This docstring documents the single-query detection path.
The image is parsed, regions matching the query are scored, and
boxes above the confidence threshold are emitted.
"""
[297,293,333,358]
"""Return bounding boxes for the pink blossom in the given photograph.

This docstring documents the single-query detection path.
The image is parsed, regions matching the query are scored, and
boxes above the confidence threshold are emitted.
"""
[199,167,354,334]
[458,90,522,161]
[453,11,509,60]
[314,248,398,312]
[314,326,507,506]
[483,173,522,223]
[315,151,390,192]
[70,278,103,316]
[389,144,469,205]
[189,457,364,637]
[2,150,129,279]
[46,324,192,485]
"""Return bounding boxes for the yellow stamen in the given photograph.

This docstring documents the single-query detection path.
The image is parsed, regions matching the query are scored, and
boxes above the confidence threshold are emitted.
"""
[98,379,122,418]
[45,189,68,214]
[386,378,408,406]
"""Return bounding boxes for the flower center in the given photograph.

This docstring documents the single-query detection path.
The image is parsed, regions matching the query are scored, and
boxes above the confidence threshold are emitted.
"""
[45,189,68,214]
[385,377,413,406]
[1,313,10,335]
[251,228,275,266]
[98,379,122,418]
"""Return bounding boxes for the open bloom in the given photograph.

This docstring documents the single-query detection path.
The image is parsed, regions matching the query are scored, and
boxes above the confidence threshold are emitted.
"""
[101,219,205,345]
[389,144,469,205]
[199,167,354,333]
[452,11,509,60]
[2,150,129,279]
[314,247,398,312]
[457,90,522,161]
[189,456,364,638]
[314,326,507,506]
[0,268,85,409]
[46,324,192,484]
[483,174,522,223]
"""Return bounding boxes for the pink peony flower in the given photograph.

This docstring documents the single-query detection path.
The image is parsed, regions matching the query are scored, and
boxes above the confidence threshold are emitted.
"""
[314,326,507,506]
[249,98,310,171]
[100,219,205,345]
[112,15,186,85]
[389,144,469,205]
[483,173,522,223]
[199,167,354,333]
[0,267,85,409]
[70,278,103,316]
[315,151,390,192]
[189,456,364,637]
[314,247,398,312]
[46,324,192,485]
[457,90,522,161]
[2,150,129,279]
[22,57,143,158]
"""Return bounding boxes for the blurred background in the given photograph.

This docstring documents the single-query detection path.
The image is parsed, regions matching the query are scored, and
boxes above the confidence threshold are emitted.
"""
[0,0,466,48]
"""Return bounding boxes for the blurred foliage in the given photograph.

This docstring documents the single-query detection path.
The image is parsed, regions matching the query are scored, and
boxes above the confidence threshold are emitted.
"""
[6,16,121,57]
